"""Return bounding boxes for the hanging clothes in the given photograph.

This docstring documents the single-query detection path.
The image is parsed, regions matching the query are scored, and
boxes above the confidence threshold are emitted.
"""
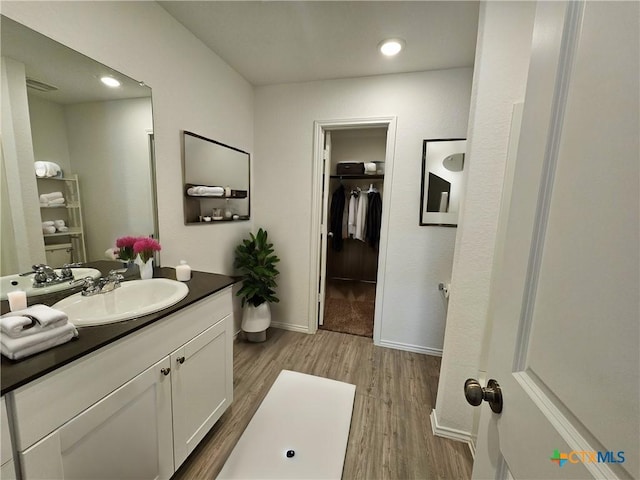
[347,191,358,237]
[354,189,368,242]
[329,184,345,251]
[366,191,382,248]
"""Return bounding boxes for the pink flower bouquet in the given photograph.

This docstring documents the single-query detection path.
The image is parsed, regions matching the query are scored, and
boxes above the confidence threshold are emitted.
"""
[133,237,162,263]
[115,236,138,262]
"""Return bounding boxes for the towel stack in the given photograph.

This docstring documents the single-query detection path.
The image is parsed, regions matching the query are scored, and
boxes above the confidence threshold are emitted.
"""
[187,185,224,197]
[34,161,62,178]
[40,191,65,207]
[1,305,78,360]
[41,220,68,234]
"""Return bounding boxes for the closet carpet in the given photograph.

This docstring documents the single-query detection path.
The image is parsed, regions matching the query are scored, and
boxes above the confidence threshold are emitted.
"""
[321,279,376,338]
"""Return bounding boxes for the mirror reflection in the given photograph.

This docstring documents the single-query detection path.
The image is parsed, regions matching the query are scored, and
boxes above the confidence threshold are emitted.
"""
[419,138,467,226]
[1,16,157,275]
[182,131,250,224]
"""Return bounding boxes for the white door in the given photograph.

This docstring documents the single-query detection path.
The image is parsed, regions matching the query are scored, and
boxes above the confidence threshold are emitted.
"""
[472,2,639,479]
[171,316,233,469]
[20,356,174,480]
[317,130,332,327]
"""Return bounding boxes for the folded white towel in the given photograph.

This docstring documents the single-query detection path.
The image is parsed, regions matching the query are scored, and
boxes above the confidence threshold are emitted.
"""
[56,226,69,232]
[1,323,78,360]
[2,304,68,327]
[53,219,66,228]
[43,226,56,234]
[34,161,62,178]
[0,314,67,338]
[47,198,66,206]
[42,221,55,227]
[39,191,64,203]
[187,186,224,196]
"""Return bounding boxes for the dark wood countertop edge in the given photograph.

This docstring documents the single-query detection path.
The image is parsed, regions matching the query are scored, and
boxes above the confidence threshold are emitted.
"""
[1,261,238,395]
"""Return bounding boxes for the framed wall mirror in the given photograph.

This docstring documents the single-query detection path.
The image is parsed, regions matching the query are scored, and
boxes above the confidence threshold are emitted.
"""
[181,131,250,224]
[1,15,157,274]
[419,138,467,227]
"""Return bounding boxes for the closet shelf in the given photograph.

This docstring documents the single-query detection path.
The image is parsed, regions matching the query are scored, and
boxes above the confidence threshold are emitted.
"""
[330,174,384,180]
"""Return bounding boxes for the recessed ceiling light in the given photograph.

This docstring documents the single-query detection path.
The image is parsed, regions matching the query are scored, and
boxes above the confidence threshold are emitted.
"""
[379,39,405,57]
[100,76,121,88]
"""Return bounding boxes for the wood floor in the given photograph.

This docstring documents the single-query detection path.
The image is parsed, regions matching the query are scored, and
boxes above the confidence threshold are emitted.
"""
[173,328,473,480]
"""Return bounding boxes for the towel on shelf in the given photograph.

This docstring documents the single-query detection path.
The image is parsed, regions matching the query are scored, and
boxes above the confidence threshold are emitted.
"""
[364,162,377,174]
[1,323,78,360]
[39,192,64,203]
[42,221,55,227]
[56,226,69,232]
[42,225,56,234]
[34,161,62,178]
[54,219,66,228]
[186,186,224,196]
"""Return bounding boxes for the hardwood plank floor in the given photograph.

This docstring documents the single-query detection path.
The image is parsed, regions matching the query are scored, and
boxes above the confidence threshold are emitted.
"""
[173,328,473,480]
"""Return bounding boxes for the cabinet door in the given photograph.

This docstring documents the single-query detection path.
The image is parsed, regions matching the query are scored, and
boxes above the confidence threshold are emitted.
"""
[20,357,173,480]
[171,315,233,468]
[1,396,16,479]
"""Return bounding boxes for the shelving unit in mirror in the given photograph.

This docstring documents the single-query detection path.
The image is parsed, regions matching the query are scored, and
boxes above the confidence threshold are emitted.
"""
[37,174,87,264]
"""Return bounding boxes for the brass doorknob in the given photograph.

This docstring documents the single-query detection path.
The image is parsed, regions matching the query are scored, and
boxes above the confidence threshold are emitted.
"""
[464,378,503,413]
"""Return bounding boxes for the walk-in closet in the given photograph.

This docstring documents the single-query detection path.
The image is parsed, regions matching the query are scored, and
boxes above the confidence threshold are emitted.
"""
[320,127,387,338]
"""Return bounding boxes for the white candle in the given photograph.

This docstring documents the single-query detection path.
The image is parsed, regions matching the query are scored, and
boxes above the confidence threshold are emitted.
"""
[7,290,27,312]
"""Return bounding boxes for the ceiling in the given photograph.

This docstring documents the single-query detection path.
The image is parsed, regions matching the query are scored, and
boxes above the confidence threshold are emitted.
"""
[159,1,480,86]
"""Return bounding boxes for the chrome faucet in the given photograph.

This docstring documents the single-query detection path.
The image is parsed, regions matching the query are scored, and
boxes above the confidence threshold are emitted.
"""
[22,263,78,288]
[78,270,125,296]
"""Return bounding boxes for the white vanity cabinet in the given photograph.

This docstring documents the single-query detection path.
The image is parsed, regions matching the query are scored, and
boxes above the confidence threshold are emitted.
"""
[1,396,17,479]
[20,357,174,480]
[8,286,234,480]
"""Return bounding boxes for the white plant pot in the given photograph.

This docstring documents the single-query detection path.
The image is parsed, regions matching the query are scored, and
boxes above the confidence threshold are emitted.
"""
[241,302,271,339]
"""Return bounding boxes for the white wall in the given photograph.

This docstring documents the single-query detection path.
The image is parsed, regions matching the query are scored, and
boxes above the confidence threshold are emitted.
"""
[2,1,254,280]
[432,1,536,442]
[64,98,154,261]
[254,68,472,352]
[28,95,72,173]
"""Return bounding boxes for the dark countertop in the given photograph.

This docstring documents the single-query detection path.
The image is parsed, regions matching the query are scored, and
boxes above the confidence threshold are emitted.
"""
[1,260,237,395]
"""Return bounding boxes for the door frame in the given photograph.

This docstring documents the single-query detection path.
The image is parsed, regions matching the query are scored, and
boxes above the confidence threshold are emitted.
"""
[307,116,397,345]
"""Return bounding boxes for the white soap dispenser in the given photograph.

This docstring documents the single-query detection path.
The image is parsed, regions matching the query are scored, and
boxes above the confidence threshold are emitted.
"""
[176,260,191,281]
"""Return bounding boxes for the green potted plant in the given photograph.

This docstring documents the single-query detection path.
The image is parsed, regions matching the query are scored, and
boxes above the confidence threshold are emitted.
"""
[234,228,280,342]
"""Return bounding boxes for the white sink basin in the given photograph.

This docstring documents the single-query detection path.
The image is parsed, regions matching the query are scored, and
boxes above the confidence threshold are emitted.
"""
[0,268,102,301]
[52,279,189,327]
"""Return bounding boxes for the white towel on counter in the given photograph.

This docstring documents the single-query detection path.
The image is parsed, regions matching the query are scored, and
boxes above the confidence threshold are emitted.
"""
[0,314,68,338]
[34,161,62,178]
[2,304,68,328]
[186,186,224,196]
[1,323,78,360]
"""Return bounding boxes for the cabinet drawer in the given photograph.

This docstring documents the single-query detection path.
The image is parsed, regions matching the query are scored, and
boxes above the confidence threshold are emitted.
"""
[11,286,232,451]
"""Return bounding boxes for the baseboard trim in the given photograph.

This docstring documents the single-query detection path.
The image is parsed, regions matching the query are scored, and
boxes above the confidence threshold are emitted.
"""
[430,409,474,448]
[378,339,443,356]
[270,322,310,334]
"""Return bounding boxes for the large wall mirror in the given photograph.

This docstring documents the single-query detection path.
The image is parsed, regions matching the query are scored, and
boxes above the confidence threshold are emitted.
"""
[419,138,467,227]
[182,131,250,224]
[1,16,157,275]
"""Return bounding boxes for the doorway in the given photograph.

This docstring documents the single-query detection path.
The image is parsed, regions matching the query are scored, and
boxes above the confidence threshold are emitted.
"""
[308,117,397,343]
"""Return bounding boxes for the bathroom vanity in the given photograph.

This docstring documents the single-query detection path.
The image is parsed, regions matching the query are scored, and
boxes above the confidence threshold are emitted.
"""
[0,261,236,479]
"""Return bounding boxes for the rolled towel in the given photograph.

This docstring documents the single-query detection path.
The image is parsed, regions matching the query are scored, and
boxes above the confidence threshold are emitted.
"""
[42,221,55,227]
[47,198,66,206]
[187,186,224,197]
[0,314,67,338]
[34,161,61,178]
[2,304,68,327]
[42,226,56,234]
[1,323,78,360]
[53,219,66,228]
[56,226,69,232]
[39,191,64,203]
